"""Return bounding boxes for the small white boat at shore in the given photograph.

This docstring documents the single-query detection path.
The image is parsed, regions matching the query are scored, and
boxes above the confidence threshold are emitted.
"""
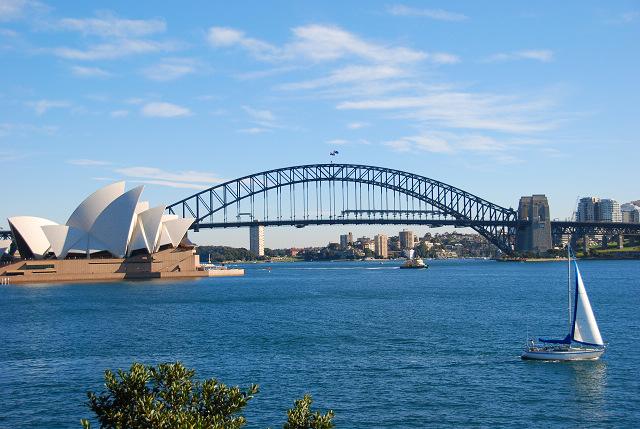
[522,246,605,361]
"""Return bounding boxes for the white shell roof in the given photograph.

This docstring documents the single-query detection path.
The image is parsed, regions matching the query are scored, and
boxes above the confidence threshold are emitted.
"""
[66,181,125,232]
[8,216,58,258]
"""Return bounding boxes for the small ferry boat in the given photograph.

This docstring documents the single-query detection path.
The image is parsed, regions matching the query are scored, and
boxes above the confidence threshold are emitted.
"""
[399,250,428,269]
[521,246,605,361]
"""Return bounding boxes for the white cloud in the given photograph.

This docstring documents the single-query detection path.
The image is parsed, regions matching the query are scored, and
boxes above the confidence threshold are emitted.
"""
[388,5,468,22]
[384,135,453,154]
[115,166,224,189]
[238,127,270,134]
[27,99,70,115]
[67,158,111,166]
[337,91,556,133]
[142,57,198,81]
[141,102,191,117]
[51,12,177,61]
[0,0,46,22]
[71,65,110,77]
[326,138,370,146]
[53,39,177,60]
[242,105,275,122]
[485,49,554,63]
[207,24,431,65]
[620,11,639,23]
[280,65,407,90]
[347,122,369,129]
[110,110,129,117]
[57,13,165,38]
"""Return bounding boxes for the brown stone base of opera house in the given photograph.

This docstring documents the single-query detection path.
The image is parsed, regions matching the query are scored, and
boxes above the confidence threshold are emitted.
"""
[0,247,244,284]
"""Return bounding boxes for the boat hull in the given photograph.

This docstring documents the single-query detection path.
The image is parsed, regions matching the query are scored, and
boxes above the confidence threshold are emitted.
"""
[521,348,604,361]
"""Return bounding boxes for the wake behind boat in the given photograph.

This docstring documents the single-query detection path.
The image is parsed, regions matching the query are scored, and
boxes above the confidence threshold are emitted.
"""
[522,246,605,361]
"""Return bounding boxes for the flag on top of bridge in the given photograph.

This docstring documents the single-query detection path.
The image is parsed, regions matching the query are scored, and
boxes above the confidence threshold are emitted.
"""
[330,150,339,156]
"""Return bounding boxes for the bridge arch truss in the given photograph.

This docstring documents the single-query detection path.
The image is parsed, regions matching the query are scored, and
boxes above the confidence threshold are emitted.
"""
[167,164,518,253]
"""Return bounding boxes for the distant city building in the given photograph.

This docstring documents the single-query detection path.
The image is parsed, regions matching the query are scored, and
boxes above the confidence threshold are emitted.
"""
[621,203,640,223]
[249,224,265,256]
[374,234,388,258]
[598,199,622,222]
[577,197,599,222]
[339,232,353,248]
[399,229,414,250]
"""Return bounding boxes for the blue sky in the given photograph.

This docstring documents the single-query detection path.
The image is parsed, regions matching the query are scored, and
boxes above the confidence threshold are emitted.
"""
[1,0,638,248]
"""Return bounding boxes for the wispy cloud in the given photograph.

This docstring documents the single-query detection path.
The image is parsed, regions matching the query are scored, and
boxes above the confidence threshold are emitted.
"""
[51,12,177,60]
[279,65,408,90]
[384,135,453,154]
[387,4,468,22]
[347,122,369,129]
[208,24,433,64]
[71,65,111,77]
[0,0,47,22]
[115,166,224,190]
[142,57,199,81]
[326,138,370,146]
[484,49,554,63]
[238,127,270,134]
[337,91,557,133]
[27,99,71,115]
[110,110,129,117]
[241,105,279,131]
[67,158,111,166]
[141,101,191,117]
[53,39,177,60]
[57,12,165,37]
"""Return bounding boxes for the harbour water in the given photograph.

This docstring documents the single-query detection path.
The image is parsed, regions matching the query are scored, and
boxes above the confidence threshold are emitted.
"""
[1,259,639,427]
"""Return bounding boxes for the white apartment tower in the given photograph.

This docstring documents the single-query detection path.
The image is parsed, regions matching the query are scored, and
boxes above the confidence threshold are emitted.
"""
[374,234,388,258]
[598,199,622,222]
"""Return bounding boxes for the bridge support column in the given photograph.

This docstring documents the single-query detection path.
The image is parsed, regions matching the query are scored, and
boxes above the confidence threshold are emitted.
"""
[515,195,552,255]
[601,235,609,249]
[618,234,624,249]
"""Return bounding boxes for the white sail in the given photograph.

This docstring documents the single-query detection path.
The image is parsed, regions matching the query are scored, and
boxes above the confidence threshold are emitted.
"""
[572,263,604,346]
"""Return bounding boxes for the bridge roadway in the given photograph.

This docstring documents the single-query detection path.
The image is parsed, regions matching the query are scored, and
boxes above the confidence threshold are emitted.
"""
[192,218,640,235]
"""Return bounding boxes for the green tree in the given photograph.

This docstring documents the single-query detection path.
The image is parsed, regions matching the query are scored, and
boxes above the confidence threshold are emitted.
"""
[284,394,334,429]
[81,362,258,429]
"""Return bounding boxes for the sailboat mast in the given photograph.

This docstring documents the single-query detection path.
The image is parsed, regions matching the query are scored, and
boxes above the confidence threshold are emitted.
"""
[567,245,572,334]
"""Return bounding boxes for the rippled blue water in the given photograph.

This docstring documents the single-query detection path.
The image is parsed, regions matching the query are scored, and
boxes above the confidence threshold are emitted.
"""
[1,259,639,427]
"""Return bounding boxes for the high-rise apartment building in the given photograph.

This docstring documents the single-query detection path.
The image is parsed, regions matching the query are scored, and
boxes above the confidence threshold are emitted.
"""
[374,234,388,258]
[621,203,640,223]
[339,232,354,248]
[598,199,622,222]
[249,224,265,256]
[577,197,599,222]
[399,229,414,250]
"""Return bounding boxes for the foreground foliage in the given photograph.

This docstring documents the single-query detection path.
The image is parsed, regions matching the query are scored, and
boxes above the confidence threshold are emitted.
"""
[81,362,334,429]
[284,394,334,429]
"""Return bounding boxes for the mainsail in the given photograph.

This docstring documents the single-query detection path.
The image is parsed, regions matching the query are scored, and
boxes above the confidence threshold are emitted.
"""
[571,262,604,346]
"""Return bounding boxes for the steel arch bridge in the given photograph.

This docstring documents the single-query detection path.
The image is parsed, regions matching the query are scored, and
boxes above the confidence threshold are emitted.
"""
[167,164,519,253]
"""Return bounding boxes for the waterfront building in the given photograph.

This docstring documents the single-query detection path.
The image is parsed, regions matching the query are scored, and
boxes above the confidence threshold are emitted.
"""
[399,229,414,250]
[577,197,600,222]
[598,199,622,222]
[374,234,388,258]
[249,224,265,256]
[621,204,640,223]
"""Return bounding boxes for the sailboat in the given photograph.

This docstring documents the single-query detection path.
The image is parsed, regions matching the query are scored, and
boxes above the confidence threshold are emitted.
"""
[522,246,605,361]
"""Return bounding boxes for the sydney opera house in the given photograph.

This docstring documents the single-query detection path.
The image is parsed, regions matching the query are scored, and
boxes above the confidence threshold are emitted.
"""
[1,182,242,283]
